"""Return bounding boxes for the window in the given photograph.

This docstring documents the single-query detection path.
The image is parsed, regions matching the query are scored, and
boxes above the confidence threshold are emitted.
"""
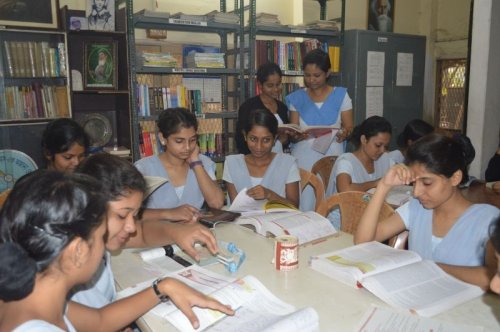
[435,59,467,132]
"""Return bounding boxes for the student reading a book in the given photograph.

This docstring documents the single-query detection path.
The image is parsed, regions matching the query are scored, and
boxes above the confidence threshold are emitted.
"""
[490,216,500,294]
[285,48,353,210]
[41,118,89,172]
[387,118,434,164]
[236,62,290,154]
[135,108,225,222]
[72,153,221,309]
[355,134,500,290]
[0,171,233,331]
[326,116,393,196]
[224,109,300,208]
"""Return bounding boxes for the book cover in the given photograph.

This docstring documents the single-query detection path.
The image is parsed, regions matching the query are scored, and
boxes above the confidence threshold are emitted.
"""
[278,123,339,138]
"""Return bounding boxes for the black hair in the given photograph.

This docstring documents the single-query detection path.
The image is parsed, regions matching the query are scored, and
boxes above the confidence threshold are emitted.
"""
[76,153,146,201]
[406,133,469,184]
[41,118,89,162]
[0,170,107,302]
[397,119,434,148]
[243,109,278,137]
[256,62,282,84]
[350,116,392,149]
[452,133,476,167]
[302,48,330,72]
[491,216,500,254]
[157,108,198,139]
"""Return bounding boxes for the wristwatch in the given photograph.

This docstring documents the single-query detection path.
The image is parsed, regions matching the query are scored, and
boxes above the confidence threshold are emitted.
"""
[189,160,203,169]
[152,278,169,303]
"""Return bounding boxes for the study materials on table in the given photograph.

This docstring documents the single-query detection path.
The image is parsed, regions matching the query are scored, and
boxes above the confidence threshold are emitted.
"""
[353,305,484,332]
[309,241,483,317]
[117,265,319,332]
[199,208,241,228]
[278,123,339,138]
[236,210,337,246]
[368,185,413,207]
[227,188,298,216]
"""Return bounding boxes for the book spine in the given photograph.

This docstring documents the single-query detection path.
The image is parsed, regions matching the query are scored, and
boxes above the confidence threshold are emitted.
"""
[27,42,37,78]
[3,41,14,77]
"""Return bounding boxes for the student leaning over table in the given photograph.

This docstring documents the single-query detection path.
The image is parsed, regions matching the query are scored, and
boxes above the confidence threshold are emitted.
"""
[70,153,226,317]
[354,134,500,290]
[135,107,225,222]
[224,108,300,208]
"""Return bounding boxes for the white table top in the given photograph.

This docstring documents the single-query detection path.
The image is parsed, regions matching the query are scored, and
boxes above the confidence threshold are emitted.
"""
[111,224,500,332]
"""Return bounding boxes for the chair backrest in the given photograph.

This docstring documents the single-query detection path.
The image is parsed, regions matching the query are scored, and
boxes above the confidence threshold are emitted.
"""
[299,168,325,211]
[0,189,11,209]
[311,155,337,187]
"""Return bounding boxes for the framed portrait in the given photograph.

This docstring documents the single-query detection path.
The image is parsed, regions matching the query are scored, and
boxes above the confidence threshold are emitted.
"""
[0,0,58,29]
[86,0,115,31]
[368,0,395,32]
[84,41,118,90]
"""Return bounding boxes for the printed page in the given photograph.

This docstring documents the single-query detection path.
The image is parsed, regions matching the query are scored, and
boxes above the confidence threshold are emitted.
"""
[270,211,337,245]
[368,185,413,207]
[228,188,266,213]
[353,305,483,332]
[361,260,484,317]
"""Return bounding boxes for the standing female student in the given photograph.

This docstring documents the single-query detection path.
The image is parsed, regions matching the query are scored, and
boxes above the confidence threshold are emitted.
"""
[236,62,289,154]
[326,116,392,196]
[224,109,300,208]
[354,134,500,290]
[0,170,233,331]
[135,108,225,221]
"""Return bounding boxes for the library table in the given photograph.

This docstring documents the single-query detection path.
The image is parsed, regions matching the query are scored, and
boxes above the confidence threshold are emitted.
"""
[111,224,500,332]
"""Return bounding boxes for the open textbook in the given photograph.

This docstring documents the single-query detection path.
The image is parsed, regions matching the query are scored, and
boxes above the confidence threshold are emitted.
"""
[278,123,339,138]
[309,241,483,317]
[236,210,337,246]
[228,188,298,216]
[117,265,319,332]
[368,185,413,207]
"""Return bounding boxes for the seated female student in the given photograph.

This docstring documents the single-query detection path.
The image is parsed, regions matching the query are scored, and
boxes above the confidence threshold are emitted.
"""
[41,118,89,172]
[135,108,225,222]
[72,153,220,309]
[224,108,300,208]
[490,216,500,293]
[387,118,434,164]
[0,170,233,331]
[354,134,500,290]
[326,116,392,196]
[236,62,289,154]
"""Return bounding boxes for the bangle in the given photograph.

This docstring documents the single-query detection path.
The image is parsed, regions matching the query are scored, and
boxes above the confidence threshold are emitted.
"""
[189,160,203,169]
[152,278,169,303]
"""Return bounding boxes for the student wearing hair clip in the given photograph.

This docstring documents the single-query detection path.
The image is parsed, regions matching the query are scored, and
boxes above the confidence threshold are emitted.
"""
[355,134,500,290]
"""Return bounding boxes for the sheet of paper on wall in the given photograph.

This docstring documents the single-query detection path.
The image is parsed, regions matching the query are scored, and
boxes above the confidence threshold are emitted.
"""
[365,87,384,118]
[352,305,484,332]
[396,52,414,86]
[366,51,385,86]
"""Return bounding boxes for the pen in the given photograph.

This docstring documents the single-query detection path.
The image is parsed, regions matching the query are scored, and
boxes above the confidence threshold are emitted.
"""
[163,245,192,267]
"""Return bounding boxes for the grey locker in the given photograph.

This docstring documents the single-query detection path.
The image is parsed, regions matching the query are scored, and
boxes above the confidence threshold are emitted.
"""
[341,30,426,148]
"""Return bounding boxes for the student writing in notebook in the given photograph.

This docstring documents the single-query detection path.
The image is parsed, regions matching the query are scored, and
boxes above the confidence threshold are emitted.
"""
[224,109,300,208]
[355,134,500,290]
[135,108,225,222]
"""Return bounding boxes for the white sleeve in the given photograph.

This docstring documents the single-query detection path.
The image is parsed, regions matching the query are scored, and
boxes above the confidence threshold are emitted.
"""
[396,202,411,228]
[339,90,353,112]
[222,161,232,183]
[286,161,301,183]
[334,158,354,177]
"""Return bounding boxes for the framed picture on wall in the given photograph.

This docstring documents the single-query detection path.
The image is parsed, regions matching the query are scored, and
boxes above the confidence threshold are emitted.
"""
[368,0,395,32]
[83,41,118,90]
[0,0,58,29]
[86,0,115,31]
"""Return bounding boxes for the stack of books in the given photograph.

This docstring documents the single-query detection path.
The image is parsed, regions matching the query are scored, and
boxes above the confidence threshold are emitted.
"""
[254,12,281,27]
[206,10,239,24]
[141,52,178,68]
[185,53,225,68]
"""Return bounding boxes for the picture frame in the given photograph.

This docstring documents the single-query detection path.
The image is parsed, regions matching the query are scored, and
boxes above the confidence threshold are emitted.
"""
[86,0,115,31]
[0,0,58,29]
[83,41,118,90]
[367,0,395,32]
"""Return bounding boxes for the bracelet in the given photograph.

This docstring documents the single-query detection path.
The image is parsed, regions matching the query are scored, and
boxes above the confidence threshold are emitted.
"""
[152,278,169,303]
[189,160,203,169]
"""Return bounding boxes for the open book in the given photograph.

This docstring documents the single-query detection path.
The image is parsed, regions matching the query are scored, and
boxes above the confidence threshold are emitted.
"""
[278,123,339,138]
[309,241,484,317]
[236,210,337,246]
[368,185,413,207]
[228,188,298,216]
[144,176,169,198]
[117,265,319,332]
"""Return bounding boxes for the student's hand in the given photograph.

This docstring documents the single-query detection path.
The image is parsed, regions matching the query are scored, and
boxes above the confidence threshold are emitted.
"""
[247,185,273,200]
[380,164,415,189]
[335,127,351,143]
[168,204,201,223]
[187,145,201,163]
[167,222,219,260]
[159,278,234,329]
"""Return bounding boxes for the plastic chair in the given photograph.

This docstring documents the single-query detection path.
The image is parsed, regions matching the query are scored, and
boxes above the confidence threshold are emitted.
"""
[316,191,407,249]
[311,155,337,186]
[0,189,11,208]
[299,168,325,211]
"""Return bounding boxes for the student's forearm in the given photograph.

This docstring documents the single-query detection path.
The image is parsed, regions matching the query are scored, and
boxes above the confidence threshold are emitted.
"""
[354,182,391,244]
[126,220,176,248]
[141,208,182,222]
[193,167,224,208]
[437,263,495,291]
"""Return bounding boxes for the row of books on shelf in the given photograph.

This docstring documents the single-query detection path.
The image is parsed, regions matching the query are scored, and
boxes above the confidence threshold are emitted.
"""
[138,120,224,159]
[1,84,69,120]
[136,84,204,117]
[3,41,67,78]
[255,39,340,73]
